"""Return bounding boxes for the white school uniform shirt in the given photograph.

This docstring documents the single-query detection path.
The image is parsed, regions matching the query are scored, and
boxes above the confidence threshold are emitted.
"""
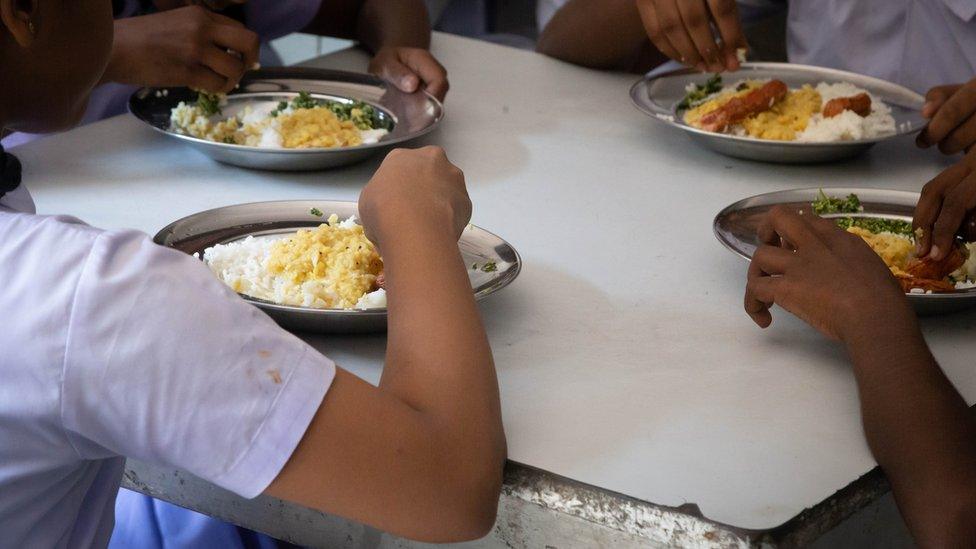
[537,0,976,93]
[0,185,334,548]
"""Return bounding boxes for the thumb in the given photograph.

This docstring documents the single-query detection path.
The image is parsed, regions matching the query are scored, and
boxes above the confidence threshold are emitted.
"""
[371,52,420,94]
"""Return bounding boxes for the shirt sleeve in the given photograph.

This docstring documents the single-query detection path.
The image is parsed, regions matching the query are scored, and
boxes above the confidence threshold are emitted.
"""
[61,229,334,499]
[245,0,323,41]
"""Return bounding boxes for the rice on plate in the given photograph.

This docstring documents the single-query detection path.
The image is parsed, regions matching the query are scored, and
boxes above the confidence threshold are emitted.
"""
[201,213,388,310]
[170,91,390,149]
[812,191,976,293]
[680,76,895,142]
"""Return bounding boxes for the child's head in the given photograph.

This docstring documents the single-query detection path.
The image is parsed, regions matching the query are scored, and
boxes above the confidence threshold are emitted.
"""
[0,0,113,133]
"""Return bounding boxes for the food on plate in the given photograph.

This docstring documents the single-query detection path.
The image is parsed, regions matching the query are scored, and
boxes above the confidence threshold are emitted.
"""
[823,93,871,118]
[170,91,390,149]
[680,76,895,142]
[697,80,788,133]
[811,191,976,293]
[201,214,387,309]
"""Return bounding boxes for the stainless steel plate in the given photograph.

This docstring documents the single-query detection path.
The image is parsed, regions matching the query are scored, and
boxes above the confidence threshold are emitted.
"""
[154,200,521,333]
[631,63,926,164]
[714,187,976,316]
[130,67,443,171]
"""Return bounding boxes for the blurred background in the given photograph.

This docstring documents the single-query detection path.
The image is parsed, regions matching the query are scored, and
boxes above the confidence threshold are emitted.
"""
[271,0,788,67]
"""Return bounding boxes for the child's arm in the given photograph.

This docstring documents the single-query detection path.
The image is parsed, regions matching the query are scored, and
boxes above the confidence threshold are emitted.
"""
[745,207,976,546]
[536,0,667,73]
[302,0,448,100]
[264,147,505,542]
[101,6,260,93]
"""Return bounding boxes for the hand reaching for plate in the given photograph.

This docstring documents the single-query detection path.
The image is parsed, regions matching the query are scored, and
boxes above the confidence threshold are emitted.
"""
[913,150,976,260]
[917,80,976,155]
[368,47,449,102]
[635,0,747,73]
[744,206,912,342]
[101,6,259,93]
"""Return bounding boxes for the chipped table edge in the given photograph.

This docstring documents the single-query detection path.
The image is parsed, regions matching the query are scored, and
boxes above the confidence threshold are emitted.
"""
[121,460,889,548]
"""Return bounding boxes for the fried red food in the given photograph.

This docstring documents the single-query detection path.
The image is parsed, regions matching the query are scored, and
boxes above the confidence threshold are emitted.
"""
[823,93,872,118]
[896,275,956,293]
[698,80,789,132]
[903,245,966,281]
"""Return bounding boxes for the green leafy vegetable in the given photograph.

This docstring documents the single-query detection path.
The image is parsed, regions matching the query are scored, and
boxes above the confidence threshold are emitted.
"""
[677,74,722,110]
[481,261,498,273]
[811,190,914,238]
[196,91,223,116]
[812,189,862,215]
[310,208,324,217]
[834,217,915,237]
[267,92,388,130]
[292,91,319,110]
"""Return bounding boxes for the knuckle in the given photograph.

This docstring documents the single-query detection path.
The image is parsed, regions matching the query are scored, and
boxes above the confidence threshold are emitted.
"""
[709,0,738,19]
[682,10,708,29]
[939,138,957,154]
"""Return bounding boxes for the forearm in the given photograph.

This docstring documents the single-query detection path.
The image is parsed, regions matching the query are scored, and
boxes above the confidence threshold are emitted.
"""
[303,0,430,52]
[536,0,654,72]
[381,220,504,456]
[356,0,430,53]
[846,320,976,545]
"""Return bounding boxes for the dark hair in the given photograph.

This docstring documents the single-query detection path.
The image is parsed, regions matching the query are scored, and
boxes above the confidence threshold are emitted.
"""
[0,144,22,199]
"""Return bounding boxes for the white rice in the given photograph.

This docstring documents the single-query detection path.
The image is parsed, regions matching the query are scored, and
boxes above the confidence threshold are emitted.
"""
[795,82,895,142]
[170,100,389,149]
[201,223,387,310]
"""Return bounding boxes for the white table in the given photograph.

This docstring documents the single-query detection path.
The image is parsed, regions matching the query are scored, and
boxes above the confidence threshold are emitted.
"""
[15,33,968,547]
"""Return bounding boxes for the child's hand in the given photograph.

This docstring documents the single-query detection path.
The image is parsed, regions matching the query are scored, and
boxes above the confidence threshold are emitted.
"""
[744,207,912,342]
[103,6,260,93]
[913,151,976,260]
[635,0,747,73]
[358,147,471,249]
[917,81,976,154]
[368,47,449,101]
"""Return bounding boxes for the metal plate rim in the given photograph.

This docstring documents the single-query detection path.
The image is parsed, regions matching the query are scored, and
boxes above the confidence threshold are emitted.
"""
[128,67,444,170]
[153,199,522,329]
[712,186,976,305]
[630,62,926,147]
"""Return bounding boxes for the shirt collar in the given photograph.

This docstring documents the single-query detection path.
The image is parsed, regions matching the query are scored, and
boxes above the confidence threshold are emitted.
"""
[943,0,976,22]
[0,184,36,214]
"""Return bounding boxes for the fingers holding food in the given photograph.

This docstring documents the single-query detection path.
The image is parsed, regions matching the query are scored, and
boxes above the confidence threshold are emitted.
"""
[705,0,748,70]
[823,93,871,118]
[636,0,746,71]
[654,0,706,69]
[675,0,723,72]
[915,161,976,260]
[904,245,966,281]
[636,0,684,64]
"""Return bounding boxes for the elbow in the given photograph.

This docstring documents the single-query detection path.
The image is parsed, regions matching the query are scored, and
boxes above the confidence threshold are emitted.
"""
[936,495,976,547]
[423,437,507,542]
[535,26,567,60]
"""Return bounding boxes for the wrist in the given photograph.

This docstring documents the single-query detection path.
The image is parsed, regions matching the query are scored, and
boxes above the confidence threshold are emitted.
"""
[842,303,926,370]
[367,203,459,254]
